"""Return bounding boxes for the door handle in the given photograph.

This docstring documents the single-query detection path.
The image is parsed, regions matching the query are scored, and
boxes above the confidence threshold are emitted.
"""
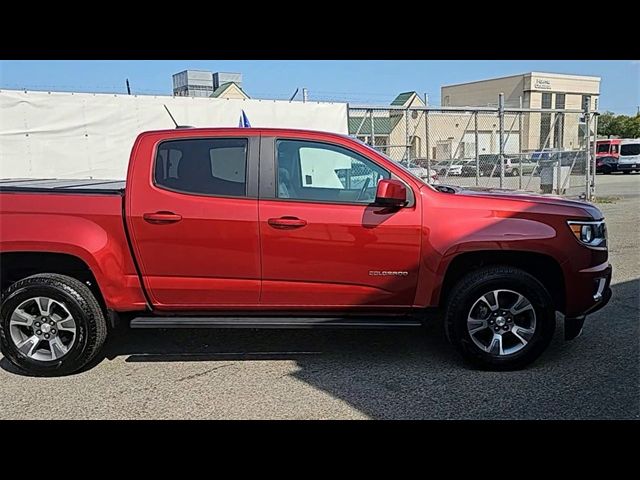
[143,211,182,224]
[268,216,307,229]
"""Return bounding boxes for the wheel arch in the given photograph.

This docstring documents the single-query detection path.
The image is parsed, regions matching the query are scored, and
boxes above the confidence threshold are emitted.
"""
[0,252,106,311]
[437,250,565,313]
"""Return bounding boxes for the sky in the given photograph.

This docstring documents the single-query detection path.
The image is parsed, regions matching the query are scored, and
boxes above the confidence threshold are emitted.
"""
[1,60,638,115]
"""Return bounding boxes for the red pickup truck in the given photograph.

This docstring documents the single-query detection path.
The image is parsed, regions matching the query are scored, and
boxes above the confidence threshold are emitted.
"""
[0,128,612,376]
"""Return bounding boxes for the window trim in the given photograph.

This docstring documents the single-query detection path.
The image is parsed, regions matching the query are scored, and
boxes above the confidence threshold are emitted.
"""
[152,136,258,199]
[273,138,396,207]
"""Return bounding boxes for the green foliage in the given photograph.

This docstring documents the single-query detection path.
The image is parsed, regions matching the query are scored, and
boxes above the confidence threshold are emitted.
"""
[597,111,640,138]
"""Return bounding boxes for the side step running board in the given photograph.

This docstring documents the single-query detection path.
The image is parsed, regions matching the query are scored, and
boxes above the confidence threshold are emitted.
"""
[130,316,422,329]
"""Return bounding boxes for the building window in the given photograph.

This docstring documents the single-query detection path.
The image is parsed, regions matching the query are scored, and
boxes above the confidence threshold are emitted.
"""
[539,93,553,149]
[410,136,421,158]
[553,94,565,149]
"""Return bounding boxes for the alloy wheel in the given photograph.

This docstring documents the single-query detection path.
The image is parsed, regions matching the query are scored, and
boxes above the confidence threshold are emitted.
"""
[8,297,77,361]
[466,289,536,356]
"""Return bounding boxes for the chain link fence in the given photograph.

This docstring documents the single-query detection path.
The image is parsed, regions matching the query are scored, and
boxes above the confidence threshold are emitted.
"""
[349,99,598,199]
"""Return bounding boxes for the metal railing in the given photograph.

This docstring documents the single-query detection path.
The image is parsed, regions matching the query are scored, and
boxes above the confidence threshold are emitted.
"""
[348,95,598,199]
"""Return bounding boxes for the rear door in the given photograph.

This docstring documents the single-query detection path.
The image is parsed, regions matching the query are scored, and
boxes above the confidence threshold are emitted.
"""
[257,136,422,309]
[127,132,261,310]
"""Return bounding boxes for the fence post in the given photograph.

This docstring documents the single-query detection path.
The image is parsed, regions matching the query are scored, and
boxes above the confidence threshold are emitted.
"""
[498,93,505,189]
[592,113,598,199]
[425,109,431,183]
[556,125,562,194]
[474,111,479,186]
[518,99,523,190]
[370,108,375,148]
[585,102,592,201]
[405,107,410,167]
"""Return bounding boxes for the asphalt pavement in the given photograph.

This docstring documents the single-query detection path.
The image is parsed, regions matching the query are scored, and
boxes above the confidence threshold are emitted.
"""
[1,174,638,419]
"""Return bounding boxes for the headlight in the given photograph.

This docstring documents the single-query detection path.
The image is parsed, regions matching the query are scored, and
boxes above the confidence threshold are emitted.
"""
[568,220,607,249]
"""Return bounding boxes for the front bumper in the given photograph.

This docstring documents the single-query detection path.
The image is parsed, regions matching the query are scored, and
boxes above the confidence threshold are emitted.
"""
[564,285,611,341]
[564,262,612,318]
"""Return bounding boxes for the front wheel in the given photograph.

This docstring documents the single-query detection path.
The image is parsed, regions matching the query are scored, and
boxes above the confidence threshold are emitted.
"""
[510,168,519,177]
[445,266,555,370]
[0,274,107,376]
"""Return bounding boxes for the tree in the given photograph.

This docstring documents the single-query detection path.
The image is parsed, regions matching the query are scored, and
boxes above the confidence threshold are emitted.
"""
[597,111,640,138]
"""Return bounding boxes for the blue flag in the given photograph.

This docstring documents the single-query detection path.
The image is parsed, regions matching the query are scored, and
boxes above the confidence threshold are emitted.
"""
[238,110,251,128]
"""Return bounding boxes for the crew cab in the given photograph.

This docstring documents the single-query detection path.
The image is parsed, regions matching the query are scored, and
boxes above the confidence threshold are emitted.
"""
[0,128,612,376]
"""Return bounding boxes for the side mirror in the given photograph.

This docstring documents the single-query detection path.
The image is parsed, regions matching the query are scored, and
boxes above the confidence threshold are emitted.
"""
[375,179,407,207]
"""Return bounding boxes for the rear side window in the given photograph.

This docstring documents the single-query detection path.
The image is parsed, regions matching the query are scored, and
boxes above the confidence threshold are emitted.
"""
[620,144,640,156]
[155,138,248,196]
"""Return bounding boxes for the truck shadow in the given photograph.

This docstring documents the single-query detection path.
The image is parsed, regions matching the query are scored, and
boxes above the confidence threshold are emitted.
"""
[0,280,636,419]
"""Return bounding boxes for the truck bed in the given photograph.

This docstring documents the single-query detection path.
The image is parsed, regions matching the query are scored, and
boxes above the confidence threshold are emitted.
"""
[0,178,125,194]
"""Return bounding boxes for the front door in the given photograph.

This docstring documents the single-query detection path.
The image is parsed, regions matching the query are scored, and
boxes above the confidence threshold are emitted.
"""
[127,135,261,310]
[259,138,422,308]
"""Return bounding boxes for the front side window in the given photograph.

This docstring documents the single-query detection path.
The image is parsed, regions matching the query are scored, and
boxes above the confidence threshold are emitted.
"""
[276,140,390,204]
[155,138,248,196]
[597,143,610,153]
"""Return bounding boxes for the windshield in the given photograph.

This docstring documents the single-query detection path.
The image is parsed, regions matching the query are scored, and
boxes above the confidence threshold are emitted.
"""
[620,144,640,156]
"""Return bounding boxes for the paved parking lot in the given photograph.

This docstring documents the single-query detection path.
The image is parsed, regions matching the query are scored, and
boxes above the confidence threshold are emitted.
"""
[1,175,638,419]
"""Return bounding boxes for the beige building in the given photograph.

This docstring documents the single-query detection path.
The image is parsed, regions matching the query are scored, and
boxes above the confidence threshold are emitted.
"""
[209,82,249,100]
[442,72,601,152]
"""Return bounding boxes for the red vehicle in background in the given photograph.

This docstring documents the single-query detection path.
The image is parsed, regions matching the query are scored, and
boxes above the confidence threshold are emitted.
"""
[0,128,612,376]
[596,139,621,159]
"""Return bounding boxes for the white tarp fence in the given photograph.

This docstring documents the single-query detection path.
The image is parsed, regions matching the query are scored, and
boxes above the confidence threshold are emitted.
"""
[0,89,349,179]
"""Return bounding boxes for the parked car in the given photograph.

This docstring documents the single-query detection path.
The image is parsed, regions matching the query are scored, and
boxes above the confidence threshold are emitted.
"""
[399,159,439,184]
[596,156,618,174]
[554,151,588,175]
[617,139,640,174]
[535,150,587,175]
[505,157,540,177]
[478,154,527,177]
[460,159,479,177]
[436,160,463,176]
[0,127,611,375]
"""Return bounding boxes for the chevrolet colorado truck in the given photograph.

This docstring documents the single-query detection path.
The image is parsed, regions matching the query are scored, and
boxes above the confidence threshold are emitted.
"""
[0,128,612,376]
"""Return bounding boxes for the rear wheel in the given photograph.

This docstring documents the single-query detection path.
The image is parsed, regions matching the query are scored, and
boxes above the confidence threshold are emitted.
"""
[510,168,519,177]
[0,274,107,376]
[623,170,631,174]
[445,266,555,370]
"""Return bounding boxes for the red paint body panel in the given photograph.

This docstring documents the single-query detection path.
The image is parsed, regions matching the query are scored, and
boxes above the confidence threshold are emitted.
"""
[0,127,611,320]
[258,200,421,307]
[0,192,146,311]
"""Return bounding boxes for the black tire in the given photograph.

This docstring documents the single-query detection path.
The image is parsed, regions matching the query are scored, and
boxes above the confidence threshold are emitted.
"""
[0,274,107,376]
[445,266,555,371]
[603,166,611,175]
[623,170,631,174]
[510,168,519,177]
